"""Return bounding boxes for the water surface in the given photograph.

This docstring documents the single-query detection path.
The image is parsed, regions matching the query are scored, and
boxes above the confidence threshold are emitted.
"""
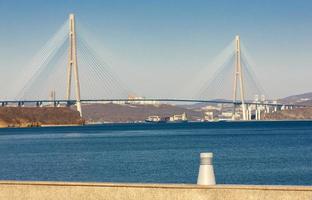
[0,121,311,185]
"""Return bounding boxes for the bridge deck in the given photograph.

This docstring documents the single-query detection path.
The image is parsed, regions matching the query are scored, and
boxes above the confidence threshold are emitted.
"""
[0,98,307,107]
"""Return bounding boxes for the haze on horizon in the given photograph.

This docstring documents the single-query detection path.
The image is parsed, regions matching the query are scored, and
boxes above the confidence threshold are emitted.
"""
[0,0,312,100]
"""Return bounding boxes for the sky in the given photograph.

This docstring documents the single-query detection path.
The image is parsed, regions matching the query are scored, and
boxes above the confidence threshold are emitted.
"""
[0,0,312,99]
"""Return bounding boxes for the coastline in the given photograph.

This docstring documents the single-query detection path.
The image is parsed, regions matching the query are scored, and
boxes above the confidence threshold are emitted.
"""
[1,120,312,130]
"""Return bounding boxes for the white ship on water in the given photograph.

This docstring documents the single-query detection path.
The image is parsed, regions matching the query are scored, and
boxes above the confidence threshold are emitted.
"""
[145,113,188,123]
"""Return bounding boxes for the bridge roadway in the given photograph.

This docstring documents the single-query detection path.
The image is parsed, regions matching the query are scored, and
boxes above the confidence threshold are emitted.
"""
[0,98,307,108]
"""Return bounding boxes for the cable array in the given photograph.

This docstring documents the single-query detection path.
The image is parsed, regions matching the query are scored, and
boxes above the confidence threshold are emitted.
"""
[14,16,266,102]
[16,18,131,100]
[194,38,266,101]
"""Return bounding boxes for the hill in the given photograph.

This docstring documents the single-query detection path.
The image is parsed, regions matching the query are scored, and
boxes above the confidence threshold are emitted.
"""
[82,103,204,123]
[263,107,312,120]
[0,107,84,128]
[279,92,312,105]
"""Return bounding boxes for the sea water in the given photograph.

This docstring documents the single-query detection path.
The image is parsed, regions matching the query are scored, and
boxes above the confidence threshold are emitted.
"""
[0,121,311,185]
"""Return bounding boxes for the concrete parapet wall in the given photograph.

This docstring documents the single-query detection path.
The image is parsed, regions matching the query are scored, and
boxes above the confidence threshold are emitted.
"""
[0,181,311,200]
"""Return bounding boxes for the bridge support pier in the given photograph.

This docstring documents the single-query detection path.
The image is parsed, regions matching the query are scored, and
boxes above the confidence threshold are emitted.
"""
[255,108,258,120]
[245,105,251,121]
[266,105,270,113]
[246,108,250,120]
[35,101,43,107]
[255,106,261,120]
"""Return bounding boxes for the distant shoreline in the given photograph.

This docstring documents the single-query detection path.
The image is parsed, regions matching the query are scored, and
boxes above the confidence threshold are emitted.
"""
[1,120,312,130]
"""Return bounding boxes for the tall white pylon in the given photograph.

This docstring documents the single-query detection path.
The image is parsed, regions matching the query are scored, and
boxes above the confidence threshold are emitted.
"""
[66,13,82,117]
[232,35,247,120]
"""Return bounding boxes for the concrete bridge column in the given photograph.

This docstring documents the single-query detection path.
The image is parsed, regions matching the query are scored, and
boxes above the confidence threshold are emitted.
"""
[36,101,43,107]
[255,106,258,120]
[245,105,251,121]
[266,105,269,113]
[66,101,71,107]
[257,107,261,120]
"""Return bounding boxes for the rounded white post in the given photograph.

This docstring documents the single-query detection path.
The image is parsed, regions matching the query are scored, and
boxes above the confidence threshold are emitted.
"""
[197,152,216,185]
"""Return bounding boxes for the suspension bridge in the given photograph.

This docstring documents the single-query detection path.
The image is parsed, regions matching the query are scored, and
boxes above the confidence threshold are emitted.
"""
[0,14,306,120]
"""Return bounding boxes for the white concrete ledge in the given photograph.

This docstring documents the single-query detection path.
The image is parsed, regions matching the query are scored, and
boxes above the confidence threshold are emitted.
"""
[0,181,311,200]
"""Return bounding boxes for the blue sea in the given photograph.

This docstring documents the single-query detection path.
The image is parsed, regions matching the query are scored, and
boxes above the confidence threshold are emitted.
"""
[0,121,311,185]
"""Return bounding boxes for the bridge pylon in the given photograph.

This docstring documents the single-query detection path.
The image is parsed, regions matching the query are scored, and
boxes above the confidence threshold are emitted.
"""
[232,35,247,120]
[66,13,82,117]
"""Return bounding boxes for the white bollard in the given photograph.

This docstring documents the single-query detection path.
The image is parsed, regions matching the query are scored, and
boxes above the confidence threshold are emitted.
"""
[197,152,216,185]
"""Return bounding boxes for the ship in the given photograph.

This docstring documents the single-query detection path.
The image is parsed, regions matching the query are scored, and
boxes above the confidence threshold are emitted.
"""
[145,116,169,123]
[169,112,188,123]
[145,113,188,123]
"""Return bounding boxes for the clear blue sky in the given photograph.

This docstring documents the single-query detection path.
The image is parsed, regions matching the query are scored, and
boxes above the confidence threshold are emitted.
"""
[0,0,312,99]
